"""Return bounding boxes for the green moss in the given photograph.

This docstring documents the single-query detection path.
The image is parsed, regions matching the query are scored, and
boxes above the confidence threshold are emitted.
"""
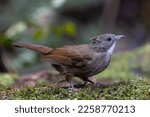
[0,73,18,86]
[0,78,149,100]
[0,85,12,100]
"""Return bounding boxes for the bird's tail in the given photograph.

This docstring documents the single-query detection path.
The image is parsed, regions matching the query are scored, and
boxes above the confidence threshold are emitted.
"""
[13,42,53,54]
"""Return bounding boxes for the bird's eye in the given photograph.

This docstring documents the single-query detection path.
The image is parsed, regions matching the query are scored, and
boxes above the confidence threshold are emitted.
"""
[107,37,112,41]
[92,41,97,44]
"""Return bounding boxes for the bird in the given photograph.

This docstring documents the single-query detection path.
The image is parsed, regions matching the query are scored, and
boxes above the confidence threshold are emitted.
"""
[13,34,125,90]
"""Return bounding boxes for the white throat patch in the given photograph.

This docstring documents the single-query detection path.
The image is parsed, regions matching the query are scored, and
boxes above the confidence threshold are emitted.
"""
[107,43,116,55]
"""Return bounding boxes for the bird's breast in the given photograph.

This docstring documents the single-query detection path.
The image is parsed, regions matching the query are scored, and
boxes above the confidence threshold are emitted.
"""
[84,53,111,77]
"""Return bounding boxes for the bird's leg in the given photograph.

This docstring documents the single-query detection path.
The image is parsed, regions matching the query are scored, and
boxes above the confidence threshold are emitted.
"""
[83,78,95,86]
[65,74,75,91]
[50,73,75,90]
[50,64,69,86]
[51,64,76,90]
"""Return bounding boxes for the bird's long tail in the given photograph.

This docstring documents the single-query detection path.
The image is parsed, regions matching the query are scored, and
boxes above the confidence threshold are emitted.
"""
[13,42,53,54]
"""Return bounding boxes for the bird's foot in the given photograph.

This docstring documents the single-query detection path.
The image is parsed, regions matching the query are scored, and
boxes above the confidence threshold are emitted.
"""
[83,79,95,86]
[68,82,81,92]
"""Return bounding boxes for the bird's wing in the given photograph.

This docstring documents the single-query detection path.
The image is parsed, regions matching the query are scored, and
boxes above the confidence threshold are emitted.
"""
[42,45,94,67]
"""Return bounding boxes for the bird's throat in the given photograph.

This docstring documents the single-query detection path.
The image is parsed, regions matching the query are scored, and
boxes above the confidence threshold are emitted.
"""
[107,43,116,55]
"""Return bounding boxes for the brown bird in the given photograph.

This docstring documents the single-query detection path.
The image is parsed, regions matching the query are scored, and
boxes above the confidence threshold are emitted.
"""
[13,34,125,90]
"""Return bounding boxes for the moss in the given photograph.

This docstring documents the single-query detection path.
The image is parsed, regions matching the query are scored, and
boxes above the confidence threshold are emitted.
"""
[0,78,149,100]
[0,85,12,100]
[0,73,18,86]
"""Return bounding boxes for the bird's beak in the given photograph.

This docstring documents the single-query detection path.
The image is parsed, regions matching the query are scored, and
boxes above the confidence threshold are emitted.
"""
[116,35,125,40]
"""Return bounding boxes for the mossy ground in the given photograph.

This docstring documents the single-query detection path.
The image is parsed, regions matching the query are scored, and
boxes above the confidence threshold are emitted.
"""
[0,78,150,100]
[0,44,150,100]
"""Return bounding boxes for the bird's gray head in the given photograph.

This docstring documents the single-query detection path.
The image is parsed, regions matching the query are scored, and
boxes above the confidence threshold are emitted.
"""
[91,34,125,54]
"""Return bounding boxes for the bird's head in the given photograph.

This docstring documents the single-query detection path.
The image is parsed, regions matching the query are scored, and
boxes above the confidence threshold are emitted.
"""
[91,34,125,54]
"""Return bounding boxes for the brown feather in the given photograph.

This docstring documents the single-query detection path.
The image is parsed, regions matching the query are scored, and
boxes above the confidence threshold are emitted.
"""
[13,42,53,54]
[43,45,94,66]
[43,54,72,65]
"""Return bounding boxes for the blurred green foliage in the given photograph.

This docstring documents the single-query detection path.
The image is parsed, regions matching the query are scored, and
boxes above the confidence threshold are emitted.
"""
[0,34,12,48]
[52,21,77,37]
[0,73,17,86]
[0,0,123,72]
